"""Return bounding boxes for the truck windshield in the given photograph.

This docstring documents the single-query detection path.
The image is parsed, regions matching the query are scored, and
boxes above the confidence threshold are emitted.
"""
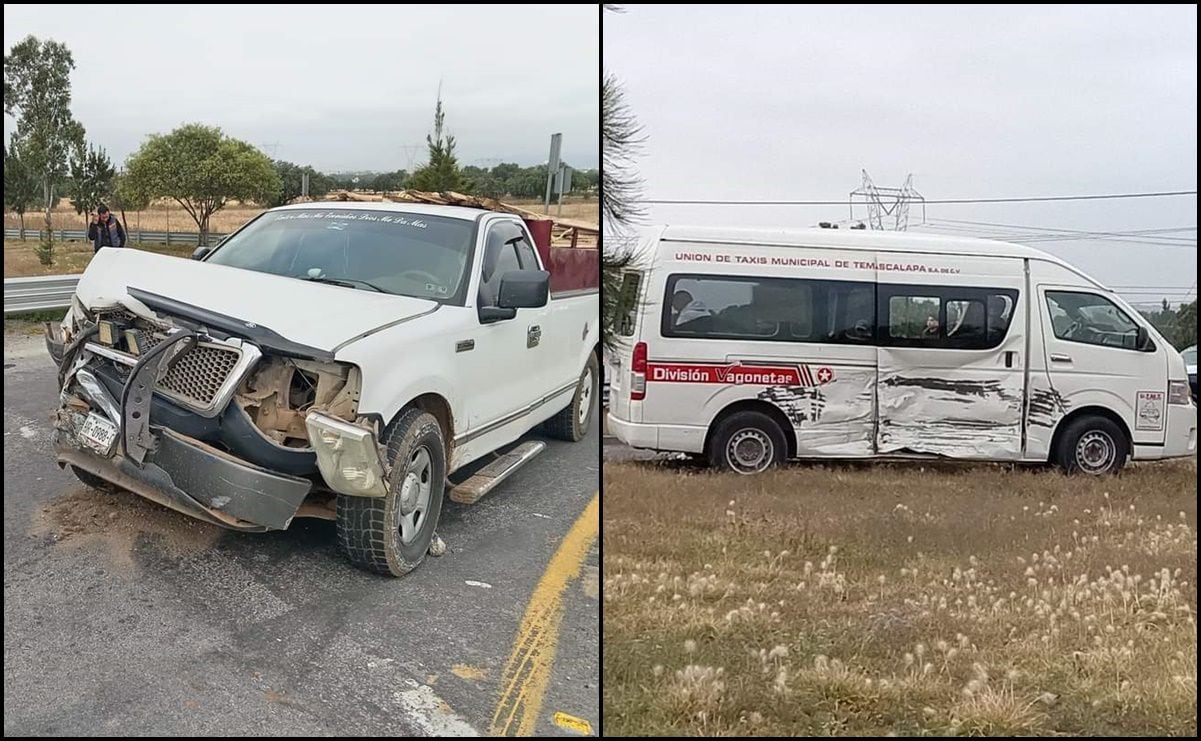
[206,209,475,300]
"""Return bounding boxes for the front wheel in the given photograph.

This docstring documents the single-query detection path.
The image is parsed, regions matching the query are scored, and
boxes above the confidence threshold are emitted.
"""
[707,411,787,474]
[337,408,446,577]
[1054,415,1129,475]
[541,353,599,442]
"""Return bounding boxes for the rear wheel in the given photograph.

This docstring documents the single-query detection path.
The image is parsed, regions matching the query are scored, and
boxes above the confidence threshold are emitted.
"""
[337,408,446,577]
[70,465,120,494]
[1054,415,1128,475]
[707,411,787,474]
[541,353,599,442]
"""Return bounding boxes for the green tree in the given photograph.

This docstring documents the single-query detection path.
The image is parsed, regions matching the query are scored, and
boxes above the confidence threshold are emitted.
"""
[109,170,151,242]
[269,160,333,207]
[408,95,470,193]
[1176,300,1197,349]
[4,35,88,264]
[125,124,281,245]
[601,67,647,351]
[371,169,408,193]
[68,143,115,223]
[3,140,40,239]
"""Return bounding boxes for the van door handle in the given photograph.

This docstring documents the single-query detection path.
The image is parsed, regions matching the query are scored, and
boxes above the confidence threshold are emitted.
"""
[1050,353,1072,363]
[1004,351,1016,368]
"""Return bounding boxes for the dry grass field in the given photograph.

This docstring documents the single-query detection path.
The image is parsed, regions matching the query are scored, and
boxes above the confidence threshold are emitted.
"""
[603,459,1197,736]
[3,239,195,278]
[3,197,599,235]
[3,197,599,278]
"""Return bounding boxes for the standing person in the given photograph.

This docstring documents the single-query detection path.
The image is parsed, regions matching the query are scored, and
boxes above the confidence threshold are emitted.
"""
[88,205,125,253]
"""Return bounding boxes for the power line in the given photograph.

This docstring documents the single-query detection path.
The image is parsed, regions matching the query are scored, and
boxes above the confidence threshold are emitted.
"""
[644,190,1196,206]
[922,218,1197,245]
[913,221,1197,248]
[928,218,1196,238]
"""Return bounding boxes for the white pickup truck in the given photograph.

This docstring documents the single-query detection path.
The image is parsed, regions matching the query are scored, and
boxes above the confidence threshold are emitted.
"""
[45,202,600,576]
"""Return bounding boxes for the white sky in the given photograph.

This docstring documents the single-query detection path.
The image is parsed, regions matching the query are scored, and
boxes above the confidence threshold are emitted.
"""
[3,4,599,172]
[604,4,1197,305]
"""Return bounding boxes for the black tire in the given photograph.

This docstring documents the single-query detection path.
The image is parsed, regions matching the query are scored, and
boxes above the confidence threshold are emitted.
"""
[70,465,121,494]
[336,408,446,577]
[1054,415,1129,475]
[541,353,599,442]
[707,410,787,474]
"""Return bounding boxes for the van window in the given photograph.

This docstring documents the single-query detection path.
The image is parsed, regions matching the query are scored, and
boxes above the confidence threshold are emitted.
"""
[888,295,942,340]
[880,284,1017,349]
[827,282,876,343]
[614,272,642,337]
[662,275,814,340]
[659,274,878,344]
[1045,291,1142,350]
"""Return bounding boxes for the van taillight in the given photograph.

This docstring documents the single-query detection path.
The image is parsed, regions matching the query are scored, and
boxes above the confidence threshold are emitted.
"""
[630,341,647,401]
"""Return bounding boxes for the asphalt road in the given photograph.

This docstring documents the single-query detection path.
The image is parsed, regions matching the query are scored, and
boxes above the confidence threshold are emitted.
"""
[3,333,599,737]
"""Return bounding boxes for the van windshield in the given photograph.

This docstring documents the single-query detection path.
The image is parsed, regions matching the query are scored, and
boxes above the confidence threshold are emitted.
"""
[206,209,475,301]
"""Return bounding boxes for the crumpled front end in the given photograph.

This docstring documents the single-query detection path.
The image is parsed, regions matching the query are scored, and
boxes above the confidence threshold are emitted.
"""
[47,299,350,531]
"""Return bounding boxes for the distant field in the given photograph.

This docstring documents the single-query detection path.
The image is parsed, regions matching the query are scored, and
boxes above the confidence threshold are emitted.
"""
[603,459,1197,736]
[3,239,194,278]
[3,195,599,278]
[3,196,599,235]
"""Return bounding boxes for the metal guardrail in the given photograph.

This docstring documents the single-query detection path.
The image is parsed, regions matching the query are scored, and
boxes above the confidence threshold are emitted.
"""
[4,228,228,245]
[4,274,80,315]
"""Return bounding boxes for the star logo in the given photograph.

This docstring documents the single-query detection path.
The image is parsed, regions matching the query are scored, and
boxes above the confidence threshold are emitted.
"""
[816,367,834,384]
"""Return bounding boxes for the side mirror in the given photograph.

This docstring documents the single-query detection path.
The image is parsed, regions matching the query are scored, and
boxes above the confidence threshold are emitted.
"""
[1135,325,1155,352]
[192,245,211,260]
[498,270,549,309]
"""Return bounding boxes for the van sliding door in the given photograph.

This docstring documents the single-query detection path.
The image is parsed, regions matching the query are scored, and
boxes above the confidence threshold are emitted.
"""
[874,254,1026,460]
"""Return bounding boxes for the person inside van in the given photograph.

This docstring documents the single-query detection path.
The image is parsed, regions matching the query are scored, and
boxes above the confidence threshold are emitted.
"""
[671,290,712,327]
[924,315,939,335]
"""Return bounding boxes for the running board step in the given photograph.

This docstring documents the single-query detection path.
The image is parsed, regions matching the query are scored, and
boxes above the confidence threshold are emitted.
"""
[449,441,547,504]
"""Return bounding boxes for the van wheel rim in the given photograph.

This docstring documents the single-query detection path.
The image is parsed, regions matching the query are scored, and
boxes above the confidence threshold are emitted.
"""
[728,429,772,473]
[578,367,593,425]
[1076,431,1115,473]
[396,445,433,544]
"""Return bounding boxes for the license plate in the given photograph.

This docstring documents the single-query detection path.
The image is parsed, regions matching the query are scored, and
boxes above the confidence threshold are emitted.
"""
[79,413,118,455]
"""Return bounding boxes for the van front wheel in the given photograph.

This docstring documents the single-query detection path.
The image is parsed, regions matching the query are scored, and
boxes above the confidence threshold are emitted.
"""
[708,411,787,474]
[1054,416,1128,475]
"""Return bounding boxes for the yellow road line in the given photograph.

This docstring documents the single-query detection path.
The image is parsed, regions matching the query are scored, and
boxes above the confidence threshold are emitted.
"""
[489,493,599,737]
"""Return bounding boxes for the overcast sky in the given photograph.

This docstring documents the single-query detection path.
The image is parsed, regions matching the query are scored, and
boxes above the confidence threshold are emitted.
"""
[605,4,1197,305]
[3,4,598,172]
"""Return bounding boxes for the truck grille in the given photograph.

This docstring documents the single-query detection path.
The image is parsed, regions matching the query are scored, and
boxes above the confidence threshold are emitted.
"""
[157,344,243,408]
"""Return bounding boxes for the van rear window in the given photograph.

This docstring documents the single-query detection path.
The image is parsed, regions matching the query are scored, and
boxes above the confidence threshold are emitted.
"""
[614,272,642,337]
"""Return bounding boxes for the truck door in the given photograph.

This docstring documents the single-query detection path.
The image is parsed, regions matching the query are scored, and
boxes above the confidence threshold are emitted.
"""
[875,255,1026,460]
[464,220,551,434]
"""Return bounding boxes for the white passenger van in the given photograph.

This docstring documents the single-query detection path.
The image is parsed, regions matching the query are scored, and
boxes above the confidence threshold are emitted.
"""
[607,226,1197,475]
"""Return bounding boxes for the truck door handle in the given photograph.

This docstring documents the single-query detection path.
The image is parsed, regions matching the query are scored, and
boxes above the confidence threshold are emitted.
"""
[1050,353,1072,363]
[1004,351,1016,368]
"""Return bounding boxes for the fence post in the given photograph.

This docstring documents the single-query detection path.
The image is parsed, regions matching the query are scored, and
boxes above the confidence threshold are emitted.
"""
[166,231,172,246]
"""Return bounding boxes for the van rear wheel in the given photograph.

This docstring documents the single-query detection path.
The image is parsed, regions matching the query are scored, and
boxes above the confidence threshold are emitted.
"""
[708,411,787,474]
[1054,415,1128,475]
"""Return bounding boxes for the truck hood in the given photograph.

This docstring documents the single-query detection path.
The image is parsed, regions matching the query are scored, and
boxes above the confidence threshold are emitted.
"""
[74,248,439,354]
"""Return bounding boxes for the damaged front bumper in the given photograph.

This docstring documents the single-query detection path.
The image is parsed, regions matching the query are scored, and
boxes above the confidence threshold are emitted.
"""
[51,320,313,531]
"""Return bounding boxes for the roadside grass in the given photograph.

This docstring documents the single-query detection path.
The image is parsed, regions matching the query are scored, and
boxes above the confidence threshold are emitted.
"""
[4,239,195,278]
[603,459,1197,736]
